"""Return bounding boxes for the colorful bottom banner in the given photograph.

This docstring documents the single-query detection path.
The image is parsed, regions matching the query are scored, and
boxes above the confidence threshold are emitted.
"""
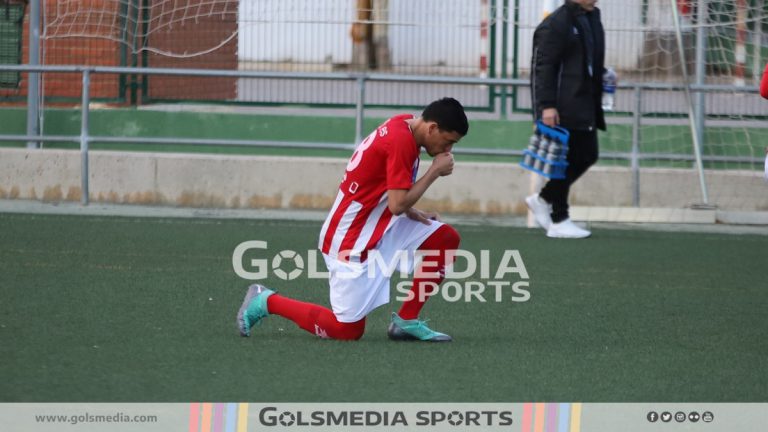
[2,403,766,432]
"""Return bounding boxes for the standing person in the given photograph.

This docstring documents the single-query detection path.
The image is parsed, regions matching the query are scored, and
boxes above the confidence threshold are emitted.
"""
[237,98,468,342]
[527,0,605,238]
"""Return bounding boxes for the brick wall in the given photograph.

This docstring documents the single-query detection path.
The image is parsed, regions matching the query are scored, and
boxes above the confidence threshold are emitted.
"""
[146,1,238,101]
[0,0,237,103]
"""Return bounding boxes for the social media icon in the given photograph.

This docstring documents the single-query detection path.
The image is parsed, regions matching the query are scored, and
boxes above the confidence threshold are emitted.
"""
[702,411,714,423]
[661,412,672,422]
[689,411,700,422]
[675,412,686,422]
[647,411,659,423]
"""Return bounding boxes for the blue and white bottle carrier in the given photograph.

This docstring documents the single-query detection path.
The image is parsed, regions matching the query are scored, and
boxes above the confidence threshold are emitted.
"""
[519,121,569,180]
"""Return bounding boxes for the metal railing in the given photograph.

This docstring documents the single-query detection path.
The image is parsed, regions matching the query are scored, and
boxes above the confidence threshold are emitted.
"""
[0,64,765,207]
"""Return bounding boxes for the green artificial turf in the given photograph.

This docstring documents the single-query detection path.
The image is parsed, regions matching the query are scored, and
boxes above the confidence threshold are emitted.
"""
[1,213,766,402]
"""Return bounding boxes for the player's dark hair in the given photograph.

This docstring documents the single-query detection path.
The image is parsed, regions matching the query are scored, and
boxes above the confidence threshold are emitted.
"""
[421,97,469,136]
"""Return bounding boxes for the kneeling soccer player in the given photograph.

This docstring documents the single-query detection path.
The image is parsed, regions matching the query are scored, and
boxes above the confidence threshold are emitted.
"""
[236,97,469,341]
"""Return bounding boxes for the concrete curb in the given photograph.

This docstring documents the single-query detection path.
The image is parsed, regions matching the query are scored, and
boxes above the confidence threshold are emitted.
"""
[3,199,768,236]
[2,148,767,228]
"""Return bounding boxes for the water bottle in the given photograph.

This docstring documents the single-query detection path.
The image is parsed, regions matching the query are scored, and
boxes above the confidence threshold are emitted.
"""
[543,140,562,176]
[602,67,617,111]
[542,159,553,175]
[523,134,540,167]
[547,140,562,159]
[533,136,550,171]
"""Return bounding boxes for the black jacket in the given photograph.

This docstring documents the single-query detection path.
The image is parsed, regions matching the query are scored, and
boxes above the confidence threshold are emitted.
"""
[531,1,606,131]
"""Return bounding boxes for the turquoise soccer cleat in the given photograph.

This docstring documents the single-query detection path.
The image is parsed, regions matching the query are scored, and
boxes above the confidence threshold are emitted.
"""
[236,284,275,337]
[387,312,452,342]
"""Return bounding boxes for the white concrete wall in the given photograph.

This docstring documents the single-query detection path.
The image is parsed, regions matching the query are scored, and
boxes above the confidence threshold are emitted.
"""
[238,0,480,67]
[238,0,646,72]
[1,148,766,215]
[238,0,355,63]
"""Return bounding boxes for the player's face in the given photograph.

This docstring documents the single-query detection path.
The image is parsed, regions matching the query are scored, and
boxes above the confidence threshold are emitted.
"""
[424,123,462,156]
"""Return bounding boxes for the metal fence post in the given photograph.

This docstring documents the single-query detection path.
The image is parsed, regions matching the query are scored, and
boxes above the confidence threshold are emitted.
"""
[499,0,509,119]
[80,70,91,205]
[511,0,521,117]
[26,0,41,149]
[753,0,765,84]
[354,75,366,146]
[487,0,497,110]
[631,85,642,207]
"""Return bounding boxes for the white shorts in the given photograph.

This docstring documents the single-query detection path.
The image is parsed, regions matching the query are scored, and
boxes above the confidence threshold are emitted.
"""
[323,216,444,323]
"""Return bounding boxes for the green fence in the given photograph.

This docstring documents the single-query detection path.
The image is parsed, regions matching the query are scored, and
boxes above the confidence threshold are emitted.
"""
[0,2,25,88]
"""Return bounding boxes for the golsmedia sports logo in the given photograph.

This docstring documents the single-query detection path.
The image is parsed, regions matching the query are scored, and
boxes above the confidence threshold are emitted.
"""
[232,241,531,303]
[258,406,514,427]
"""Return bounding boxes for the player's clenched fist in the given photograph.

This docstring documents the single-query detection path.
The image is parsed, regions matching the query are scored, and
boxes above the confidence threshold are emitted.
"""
[431,152,454,176]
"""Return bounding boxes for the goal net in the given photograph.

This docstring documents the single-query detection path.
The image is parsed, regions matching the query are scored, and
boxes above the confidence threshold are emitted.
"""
[627,0,767,214]
[39,0,239,101]
[520,0,768,215]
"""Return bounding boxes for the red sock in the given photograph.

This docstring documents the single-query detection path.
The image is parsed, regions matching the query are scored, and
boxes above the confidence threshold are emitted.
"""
[266,294,365,340]
[398,224,461,320]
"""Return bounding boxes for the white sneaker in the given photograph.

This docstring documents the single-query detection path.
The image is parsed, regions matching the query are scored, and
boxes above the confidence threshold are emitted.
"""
[547,219,591,239]
[525,194,552,230]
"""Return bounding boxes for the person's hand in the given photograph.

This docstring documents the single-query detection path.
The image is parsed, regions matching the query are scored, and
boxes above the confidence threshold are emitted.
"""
[406,208,441,225]
[430,152,454,177]
[542,108,559,127]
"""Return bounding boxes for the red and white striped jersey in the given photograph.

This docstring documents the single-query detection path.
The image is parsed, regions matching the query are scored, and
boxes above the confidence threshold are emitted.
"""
[319,114,420,262]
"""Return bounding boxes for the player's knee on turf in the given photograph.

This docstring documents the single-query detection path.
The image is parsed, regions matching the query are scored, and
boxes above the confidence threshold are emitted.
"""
[337,319,366,341]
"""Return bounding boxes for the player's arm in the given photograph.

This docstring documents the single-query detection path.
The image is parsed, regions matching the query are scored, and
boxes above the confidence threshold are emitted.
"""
[760,62,768,99]
[387,152,454,216]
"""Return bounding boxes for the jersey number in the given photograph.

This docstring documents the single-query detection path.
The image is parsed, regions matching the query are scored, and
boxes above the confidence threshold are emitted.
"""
[345,130,376,172]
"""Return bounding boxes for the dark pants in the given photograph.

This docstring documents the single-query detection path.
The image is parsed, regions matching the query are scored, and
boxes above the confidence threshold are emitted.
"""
[539,129,599,223]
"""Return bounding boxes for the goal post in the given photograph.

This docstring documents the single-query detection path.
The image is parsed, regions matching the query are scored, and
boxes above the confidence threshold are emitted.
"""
[670,0,710,206]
